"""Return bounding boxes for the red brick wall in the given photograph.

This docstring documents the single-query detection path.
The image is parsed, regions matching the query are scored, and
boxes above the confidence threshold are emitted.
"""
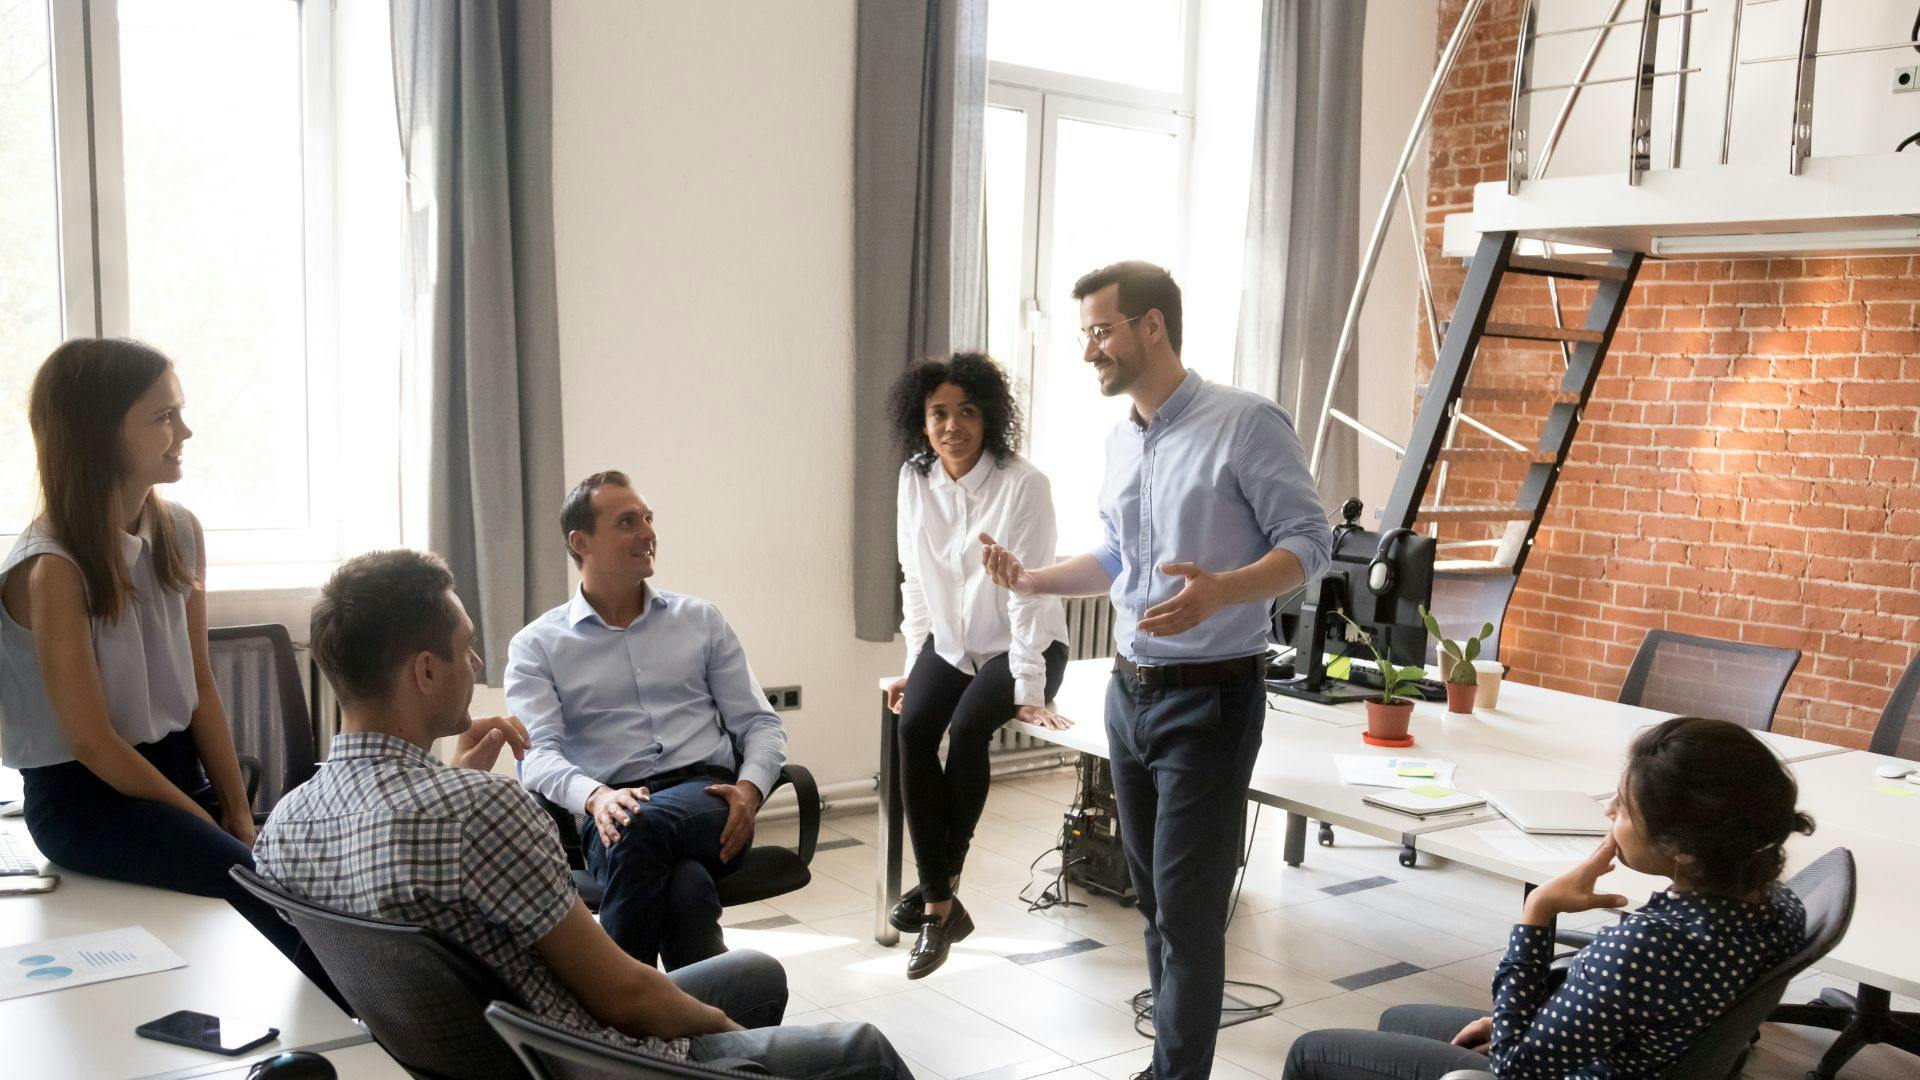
[1421,0,1920,746]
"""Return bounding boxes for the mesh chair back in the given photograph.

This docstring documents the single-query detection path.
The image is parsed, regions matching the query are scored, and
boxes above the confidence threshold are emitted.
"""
[486,1003,779,1080]
[210,624,317,813]
[1618,630,1800,732]
[1657,847,1856,1079]
[1422,570,1516,666]
[231,867,528,1080]
[1870,649,1920,761]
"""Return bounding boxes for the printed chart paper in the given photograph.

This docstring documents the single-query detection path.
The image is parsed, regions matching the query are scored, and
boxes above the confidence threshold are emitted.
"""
[0,927,184,1001]
[1478,824,1602,866]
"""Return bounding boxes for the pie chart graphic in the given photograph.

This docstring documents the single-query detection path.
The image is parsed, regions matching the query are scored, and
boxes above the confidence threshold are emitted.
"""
[25,966,73,981]
[18,955,55,966]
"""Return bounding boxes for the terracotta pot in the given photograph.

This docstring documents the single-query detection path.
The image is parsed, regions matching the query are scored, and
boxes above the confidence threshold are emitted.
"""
[1364,698,1414,741]
[1445,681,1477,714]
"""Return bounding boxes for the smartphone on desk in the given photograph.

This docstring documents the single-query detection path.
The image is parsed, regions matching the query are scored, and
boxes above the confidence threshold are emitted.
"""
[135,1010,280,1056]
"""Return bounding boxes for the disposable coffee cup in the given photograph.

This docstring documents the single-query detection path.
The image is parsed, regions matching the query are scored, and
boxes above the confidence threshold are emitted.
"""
[1472,660,1505,709]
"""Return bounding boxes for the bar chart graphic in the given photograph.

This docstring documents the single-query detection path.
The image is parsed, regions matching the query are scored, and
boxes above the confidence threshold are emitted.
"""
[1,928,183,1001]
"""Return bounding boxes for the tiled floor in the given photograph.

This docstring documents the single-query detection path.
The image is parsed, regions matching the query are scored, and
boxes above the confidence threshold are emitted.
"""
[737,766,1917,1080]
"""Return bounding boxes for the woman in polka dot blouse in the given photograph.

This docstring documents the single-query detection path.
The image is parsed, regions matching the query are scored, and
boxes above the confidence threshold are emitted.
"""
[1284,716,1813,1079]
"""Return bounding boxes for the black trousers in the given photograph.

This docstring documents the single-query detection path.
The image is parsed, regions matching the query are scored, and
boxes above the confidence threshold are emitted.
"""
[1283,1004,1493,1079]
[897,638,1067,903]
[1106,661,1266,1080]
[22,729,343,1007]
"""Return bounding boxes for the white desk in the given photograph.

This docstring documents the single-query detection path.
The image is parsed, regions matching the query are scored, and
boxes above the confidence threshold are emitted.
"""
[0,802,372,1079]
[1771,749,1920,843]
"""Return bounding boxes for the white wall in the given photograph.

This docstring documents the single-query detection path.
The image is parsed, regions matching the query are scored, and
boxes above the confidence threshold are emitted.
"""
[1355,0,1439,520]
[550,1,895,790]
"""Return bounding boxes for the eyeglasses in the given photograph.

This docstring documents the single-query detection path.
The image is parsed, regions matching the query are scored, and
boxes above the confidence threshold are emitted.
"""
[1077,314,1143,350]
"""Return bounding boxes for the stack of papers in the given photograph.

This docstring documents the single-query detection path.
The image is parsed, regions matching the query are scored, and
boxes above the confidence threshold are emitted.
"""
[0,927,183,1001]
[1333,754,1459,790]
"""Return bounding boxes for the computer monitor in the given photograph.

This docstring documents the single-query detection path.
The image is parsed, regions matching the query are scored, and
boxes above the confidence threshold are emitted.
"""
[1269,500,1436,705]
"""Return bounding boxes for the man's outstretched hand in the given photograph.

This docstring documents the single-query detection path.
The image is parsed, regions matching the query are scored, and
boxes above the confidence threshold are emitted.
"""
[979,533,1038,596]
[1136,563,1232,637]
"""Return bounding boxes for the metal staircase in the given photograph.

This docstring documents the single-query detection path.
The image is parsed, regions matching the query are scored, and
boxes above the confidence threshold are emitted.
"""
[1381,230,1644,578]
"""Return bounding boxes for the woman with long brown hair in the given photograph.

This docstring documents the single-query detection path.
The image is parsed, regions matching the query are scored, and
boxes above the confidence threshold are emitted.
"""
[0,338,333,996]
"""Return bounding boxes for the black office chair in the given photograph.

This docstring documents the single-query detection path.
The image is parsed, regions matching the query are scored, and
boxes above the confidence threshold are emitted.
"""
[1445,847,1857,1080]
[1422,568,1516,666]
[1617,629,1800,732]
[1765,654,1920,1078]
[533,764,820,912]
[210,624,319,817]
[231,866,529,1080]
[485,1002,774,1080]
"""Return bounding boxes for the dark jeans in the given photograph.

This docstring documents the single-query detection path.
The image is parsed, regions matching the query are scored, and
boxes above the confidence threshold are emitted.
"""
[1105,661,1266,1080]
[897,639,1068,902]
[584,772,739,970]
[685,950,913,1080]
[1283,1004,1493,1080]
[21,729,342,1007]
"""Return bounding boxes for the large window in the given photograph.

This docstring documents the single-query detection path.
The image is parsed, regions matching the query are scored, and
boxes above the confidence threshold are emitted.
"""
[0,0,401,582]
[985,0,1254,556]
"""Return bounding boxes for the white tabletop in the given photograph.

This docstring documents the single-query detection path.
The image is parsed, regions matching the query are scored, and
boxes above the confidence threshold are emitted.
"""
[0,802,369,1079]
[1773,749,1920,843]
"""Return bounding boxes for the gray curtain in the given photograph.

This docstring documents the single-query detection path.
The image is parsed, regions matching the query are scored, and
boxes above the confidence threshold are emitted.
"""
[851,0,988,643]
[392,0,566,682]
[1234,0,1367,507]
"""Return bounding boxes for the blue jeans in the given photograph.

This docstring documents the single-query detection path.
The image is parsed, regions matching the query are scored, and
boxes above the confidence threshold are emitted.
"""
[584,775,736,969]
[682,952,911,1080]
[1105,663,1266,1080]
[1283,1004,1492,1079]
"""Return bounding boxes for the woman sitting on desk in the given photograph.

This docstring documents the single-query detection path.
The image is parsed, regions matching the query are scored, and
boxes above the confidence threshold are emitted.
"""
[883,354,1069,978]
[0,339,333,997]
[1284,715,1813,1080]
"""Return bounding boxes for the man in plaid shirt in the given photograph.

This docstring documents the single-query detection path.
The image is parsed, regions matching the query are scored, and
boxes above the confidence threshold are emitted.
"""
[256,550,911,1079]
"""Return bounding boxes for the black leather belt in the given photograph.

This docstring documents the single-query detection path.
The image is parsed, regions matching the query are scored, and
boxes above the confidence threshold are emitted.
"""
[1114,653,1265,691]
[608,762,737,792]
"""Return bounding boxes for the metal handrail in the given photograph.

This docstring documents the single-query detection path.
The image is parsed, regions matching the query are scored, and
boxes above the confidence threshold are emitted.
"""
[1523,67,1700,95]
[1534,6,1707,38]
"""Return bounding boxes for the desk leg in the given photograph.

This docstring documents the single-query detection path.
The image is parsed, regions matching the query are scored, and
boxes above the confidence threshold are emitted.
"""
[1284,812,1307,867]
[875,694,903,946]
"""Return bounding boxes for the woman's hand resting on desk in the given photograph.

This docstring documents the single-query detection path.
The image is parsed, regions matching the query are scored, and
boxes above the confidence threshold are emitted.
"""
[886,677,908,715]
[1016,704,1072,730]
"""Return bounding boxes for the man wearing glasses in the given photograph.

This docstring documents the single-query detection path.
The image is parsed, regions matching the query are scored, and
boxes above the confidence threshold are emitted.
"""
[982,261,1331,1080]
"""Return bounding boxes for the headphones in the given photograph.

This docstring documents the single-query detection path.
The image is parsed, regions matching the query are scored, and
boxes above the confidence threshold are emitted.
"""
[1368,528,1418,596]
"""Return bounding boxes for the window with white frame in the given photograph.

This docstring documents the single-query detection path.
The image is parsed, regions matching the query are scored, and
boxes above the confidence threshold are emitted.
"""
[985,0,1258,556]
[0,0,402,584]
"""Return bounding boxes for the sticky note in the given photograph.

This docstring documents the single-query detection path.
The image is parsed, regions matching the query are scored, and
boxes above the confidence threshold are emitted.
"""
[1871,784,1918,798]
[1408,785,1457,798]
[1397,766,1437,779]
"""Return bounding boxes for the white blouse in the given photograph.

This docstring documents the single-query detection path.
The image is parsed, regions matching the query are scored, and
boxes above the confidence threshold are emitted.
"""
[0,505,200,769]
[896,454,1068,707]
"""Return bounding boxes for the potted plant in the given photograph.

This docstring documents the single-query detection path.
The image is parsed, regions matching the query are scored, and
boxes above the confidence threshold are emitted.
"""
[1420,605,1496,715]
[1334,611,1422,746]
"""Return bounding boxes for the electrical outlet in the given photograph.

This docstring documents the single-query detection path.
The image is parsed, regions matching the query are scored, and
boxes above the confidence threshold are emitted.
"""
[1895,65,1919,94]
[764,685,802,712]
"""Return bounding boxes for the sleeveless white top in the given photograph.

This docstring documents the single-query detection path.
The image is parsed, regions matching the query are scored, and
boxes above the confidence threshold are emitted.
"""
[0,504,200,768]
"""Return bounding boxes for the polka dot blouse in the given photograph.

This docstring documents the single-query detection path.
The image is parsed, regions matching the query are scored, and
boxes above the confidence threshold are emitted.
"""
[1487,885,1806,1078]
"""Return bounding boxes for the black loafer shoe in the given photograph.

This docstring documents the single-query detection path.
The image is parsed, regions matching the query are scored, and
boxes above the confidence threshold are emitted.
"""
[905,900,973,980]
[888,885,927,933]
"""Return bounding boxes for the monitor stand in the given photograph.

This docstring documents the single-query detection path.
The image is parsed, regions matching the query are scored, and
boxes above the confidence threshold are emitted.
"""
[1266,575,1379,706]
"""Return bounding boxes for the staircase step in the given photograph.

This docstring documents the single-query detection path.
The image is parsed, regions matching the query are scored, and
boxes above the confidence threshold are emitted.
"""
[1417,504,1534,523]
[1438,447,1558,464]
[1482,321,1605,345]
[1506,254,1631,282]
[1434,559,1516,575]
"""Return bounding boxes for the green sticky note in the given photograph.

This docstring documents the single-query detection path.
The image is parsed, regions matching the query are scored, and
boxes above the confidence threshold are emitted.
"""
[1408,785,1457,798]
[1871,784,1918,798]
[1397,766,1437,779]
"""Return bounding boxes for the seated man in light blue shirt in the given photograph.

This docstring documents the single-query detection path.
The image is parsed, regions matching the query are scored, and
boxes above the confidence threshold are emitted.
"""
[508,470,787,970]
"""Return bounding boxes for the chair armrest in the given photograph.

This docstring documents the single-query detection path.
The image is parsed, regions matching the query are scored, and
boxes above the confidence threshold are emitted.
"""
[1439,1071,1495,1080]
[776,764,820,865]
[531,792,588,870]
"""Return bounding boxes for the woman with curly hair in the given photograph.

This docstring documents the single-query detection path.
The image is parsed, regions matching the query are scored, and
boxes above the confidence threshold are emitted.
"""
[883,353,1069,978]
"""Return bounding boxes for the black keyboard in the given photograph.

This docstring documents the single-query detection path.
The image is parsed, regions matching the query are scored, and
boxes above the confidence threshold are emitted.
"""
[1334,665,1449,702]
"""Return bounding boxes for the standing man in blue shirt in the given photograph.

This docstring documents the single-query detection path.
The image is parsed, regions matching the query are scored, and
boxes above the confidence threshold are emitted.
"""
[983,262,1332,1080]
[508,470,787,970]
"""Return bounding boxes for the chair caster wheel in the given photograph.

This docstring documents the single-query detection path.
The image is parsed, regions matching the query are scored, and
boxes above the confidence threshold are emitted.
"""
[1399,847,1417,869]
[1317,822,1334,847]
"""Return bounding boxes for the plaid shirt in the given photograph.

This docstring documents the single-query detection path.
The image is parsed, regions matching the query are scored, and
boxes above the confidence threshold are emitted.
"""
[255,731,689,1060]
